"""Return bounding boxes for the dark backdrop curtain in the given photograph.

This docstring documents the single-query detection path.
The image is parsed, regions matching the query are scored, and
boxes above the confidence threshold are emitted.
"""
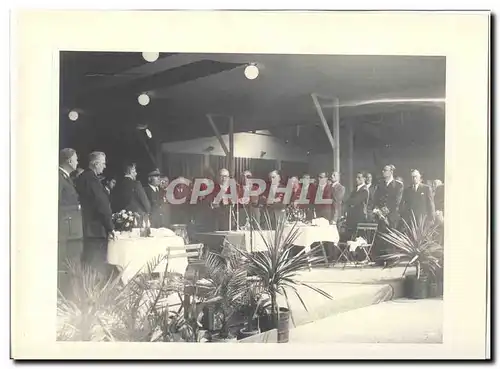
[163,152,205,180]
[162,153,306,181]
[281,161,308,182]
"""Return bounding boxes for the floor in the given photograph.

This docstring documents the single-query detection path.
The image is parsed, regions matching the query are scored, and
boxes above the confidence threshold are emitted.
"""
[260,265,409,329]
[289,297,443,343]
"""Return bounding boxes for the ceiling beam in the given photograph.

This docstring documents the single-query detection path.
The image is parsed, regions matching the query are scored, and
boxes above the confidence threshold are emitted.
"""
[66,59,246,111]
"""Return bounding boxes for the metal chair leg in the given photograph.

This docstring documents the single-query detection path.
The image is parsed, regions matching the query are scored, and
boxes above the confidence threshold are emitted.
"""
[320,242,329,267]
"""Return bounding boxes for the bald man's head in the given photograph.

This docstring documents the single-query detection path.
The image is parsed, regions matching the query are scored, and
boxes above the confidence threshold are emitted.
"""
[269,170,280,184]
[218,168,230,185]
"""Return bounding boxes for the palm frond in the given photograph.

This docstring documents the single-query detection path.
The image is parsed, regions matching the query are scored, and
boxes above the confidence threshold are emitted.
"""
[57,251,190,342]
[280,286,296,327]
[231,214,334,327]
[378,212,443,278]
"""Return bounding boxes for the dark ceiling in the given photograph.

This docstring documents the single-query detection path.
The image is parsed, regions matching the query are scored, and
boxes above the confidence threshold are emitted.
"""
[59,51,446,171]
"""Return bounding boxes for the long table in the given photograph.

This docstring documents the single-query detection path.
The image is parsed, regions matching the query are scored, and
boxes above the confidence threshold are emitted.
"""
[195,224,340,253]
[107,234,187,284]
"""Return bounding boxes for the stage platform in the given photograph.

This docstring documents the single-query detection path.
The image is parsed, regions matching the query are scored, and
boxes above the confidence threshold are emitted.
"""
[240,265,410,343]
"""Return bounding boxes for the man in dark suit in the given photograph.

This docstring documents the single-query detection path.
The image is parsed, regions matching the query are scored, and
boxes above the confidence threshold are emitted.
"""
[345,172,370,235]
[313,172,333,222]
[237,170,261,229]
[102,177,116,198]
[401,169,435,225]
[170,176,192,225]
[75,151,115,276]
[297,174,315,221]
[207,168,236,231]
[344,172,370,261]
[260,170,287,230]
[144,169,170,228]
[365,172,376,221]
[373,164,404,263]
[111,163,151,223]
[330,171,346,223]
[373,165,404,229]
[58,148,83,291]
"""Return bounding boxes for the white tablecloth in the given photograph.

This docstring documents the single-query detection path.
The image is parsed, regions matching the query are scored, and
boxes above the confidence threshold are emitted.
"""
[107,234,187,284]
[217,224,340,253]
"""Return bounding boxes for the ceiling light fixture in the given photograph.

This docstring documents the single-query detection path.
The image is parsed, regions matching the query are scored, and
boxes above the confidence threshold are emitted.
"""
[68,110,79,121]
[244,63,259,80]
[138,93,150,106]
[142,52,160,63]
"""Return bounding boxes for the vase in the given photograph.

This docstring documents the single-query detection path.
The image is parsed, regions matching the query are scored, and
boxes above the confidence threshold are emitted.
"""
[277,307,290,343]
[258,314,274,332]
[428,281,439,297]
[405,275,429,299]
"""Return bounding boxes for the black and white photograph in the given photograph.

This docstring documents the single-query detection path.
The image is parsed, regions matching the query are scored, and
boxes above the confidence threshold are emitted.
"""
[11,10,489,360]
[57,51,446,344]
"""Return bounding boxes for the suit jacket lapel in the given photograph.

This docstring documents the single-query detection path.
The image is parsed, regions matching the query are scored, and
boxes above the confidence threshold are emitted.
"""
[60,168,74,186]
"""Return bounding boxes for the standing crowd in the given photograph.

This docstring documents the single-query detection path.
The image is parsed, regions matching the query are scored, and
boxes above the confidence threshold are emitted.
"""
[58,147,445,290]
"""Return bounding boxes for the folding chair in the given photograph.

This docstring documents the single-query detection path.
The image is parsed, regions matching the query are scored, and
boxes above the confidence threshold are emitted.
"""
[334,223,378,267]
[351,223,378,265]
[333,240,354,267]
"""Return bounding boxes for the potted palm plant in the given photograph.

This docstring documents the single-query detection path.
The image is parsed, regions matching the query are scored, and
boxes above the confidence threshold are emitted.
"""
[202,250,248,341]
[378,213,443,299]
[428,253,444,297]
[236,279,275,339]
[232,213,333,343]
[57,255,203,342]
[236,282,264,340]
[57,259,128,341]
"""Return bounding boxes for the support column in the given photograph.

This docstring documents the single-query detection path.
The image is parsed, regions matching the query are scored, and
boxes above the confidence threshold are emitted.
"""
[333,98,340,173]
[311,93,341,174]
[346,122,354,193]
[229,116,235,178]
[228,117,235,232]
[206,114,229,156]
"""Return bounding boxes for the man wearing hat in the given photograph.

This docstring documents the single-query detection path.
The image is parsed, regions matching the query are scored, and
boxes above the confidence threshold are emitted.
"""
[144,168,170,228]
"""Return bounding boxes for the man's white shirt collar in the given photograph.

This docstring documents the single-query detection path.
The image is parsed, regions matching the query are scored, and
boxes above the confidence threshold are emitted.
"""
[149,184,158,192]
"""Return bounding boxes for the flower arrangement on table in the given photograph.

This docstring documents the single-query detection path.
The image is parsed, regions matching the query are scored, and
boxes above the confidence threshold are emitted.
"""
[286,205,307,223]
[112,210,141,232]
